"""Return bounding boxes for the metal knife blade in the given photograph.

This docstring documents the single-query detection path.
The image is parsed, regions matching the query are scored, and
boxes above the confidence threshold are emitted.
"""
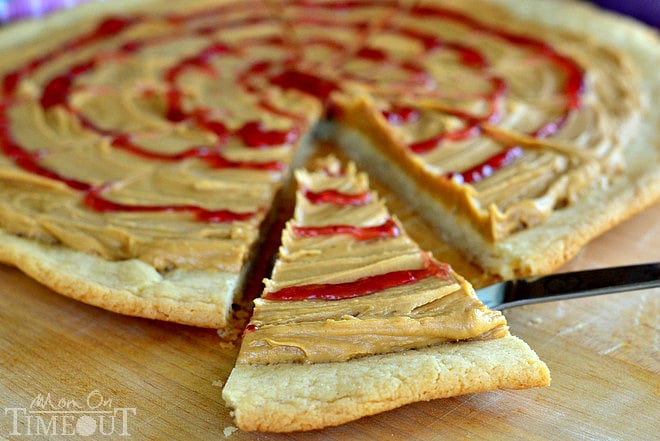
[476,262,660,310]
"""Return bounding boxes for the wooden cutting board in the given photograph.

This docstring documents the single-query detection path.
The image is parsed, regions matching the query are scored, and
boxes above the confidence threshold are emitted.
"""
[0,145,658,440]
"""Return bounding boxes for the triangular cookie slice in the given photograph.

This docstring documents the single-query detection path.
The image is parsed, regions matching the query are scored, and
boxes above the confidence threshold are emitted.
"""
[222,156,550,432]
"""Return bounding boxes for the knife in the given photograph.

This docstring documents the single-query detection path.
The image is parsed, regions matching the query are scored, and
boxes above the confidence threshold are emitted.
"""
[475,262,660,310]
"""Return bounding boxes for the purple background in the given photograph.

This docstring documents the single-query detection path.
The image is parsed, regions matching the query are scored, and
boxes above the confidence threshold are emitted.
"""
[592,0,660,28]
[1,1,658,27]
[1,0,92,23]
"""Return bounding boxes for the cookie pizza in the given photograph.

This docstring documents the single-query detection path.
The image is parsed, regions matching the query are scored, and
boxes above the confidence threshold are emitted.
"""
[222,156,550,432]
[0,0,658,328]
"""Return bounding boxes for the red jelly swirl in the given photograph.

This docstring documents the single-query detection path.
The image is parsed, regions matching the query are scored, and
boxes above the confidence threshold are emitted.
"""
[302,188,371,206]
[406,77,508,156]
[1,1,586,223]
[380,5,583,182]
[263,254,452,301]
[270,70,339,102]
[1,14,299,222]
[292,218,400,241]
[83,185,256,222]
[448,146,524,185]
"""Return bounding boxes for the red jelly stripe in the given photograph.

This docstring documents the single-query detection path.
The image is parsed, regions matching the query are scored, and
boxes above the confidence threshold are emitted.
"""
[447,146,523,185]
[110,135,284,171]
[263,255,451,301]
[410,124,481,154]
[236,121,300,147]
[302,188,371,206]
[269,70,339,101]
[292,218,399,241]
[382,107,421,125]
[83,187,256,223]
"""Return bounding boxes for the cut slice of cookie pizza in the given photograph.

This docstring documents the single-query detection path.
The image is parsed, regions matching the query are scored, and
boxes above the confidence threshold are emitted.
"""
[222,156,550,432]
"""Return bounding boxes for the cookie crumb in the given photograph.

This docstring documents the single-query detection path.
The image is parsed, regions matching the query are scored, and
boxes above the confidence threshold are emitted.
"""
[223,425,239,437]
[527,317,543,325]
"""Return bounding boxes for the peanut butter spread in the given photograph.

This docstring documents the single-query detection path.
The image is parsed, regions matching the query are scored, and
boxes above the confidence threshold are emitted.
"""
[0,1,643,334]
[238,158,508,365]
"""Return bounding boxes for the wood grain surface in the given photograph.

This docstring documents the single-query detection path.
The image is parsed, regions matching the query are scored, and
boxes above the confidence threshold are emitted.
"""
[0,144,658,440]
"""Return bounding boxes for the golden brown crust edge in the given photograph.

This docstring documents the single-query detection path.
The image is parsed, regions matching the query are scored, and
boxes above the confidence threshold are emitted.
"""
[0,228,240,328]
[222,335,550,432]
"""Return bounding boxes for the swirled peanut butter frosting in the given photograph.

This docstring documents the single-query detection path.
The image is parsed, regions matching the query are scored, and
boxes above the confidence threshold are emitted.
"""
[0,0,642,302]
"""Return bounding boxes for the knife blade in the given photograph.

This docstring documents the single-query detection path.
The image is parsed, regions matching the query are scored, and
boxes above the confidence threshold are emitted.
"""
[475,262,660,310]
